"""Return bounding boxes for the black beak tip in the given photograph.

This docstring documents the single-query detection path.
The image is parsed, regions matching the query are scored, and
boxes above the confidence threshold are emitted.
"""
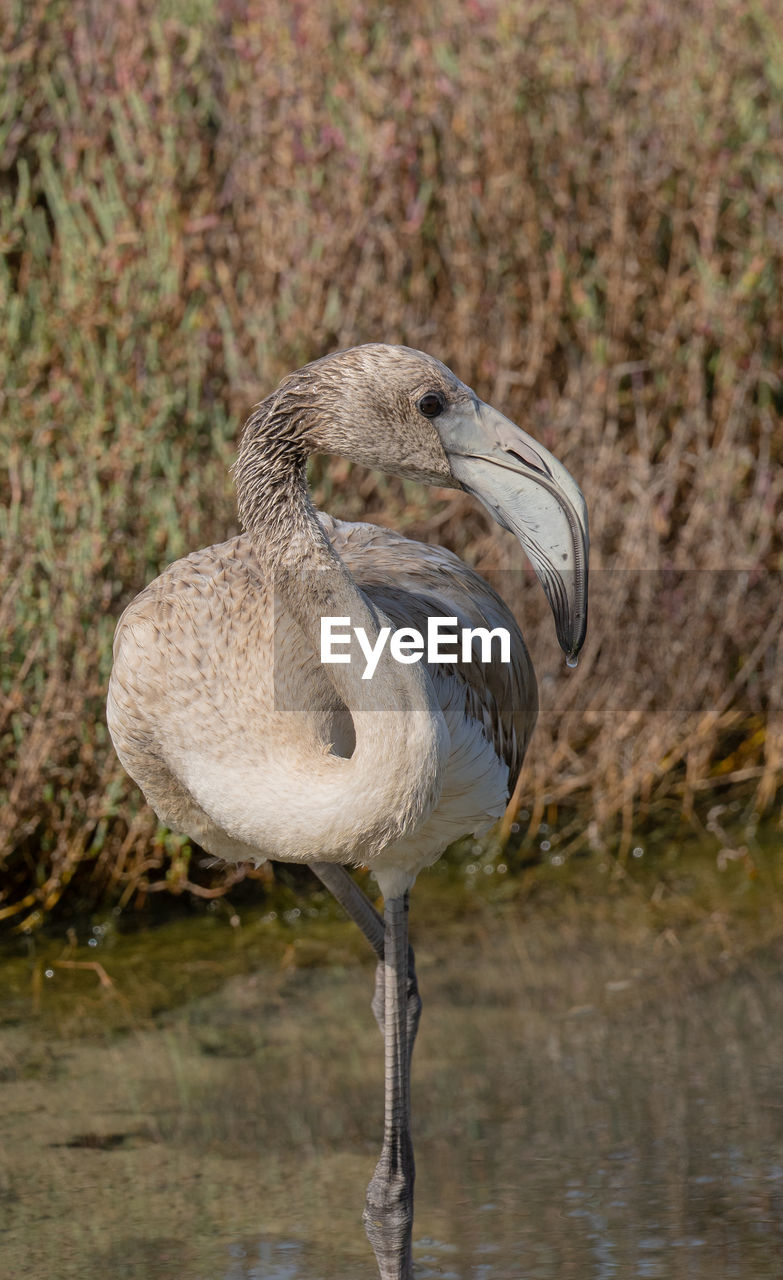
[558,608,588,666]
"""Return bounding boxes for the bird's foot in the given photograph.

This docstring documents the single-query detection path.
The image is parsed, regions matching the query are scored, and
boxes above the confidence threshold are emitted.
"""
[363,1137,415,1280]
[371,947,422,1053]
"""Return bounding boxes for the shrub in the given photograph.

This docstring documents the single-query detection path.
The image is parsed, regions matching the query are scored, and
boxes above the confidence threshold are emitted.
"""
[1,0,781,926]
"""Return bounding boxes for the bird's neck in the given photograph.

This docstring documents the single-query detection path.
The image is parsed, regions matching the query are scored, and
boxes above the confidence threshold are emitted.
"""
[237,444,449,889]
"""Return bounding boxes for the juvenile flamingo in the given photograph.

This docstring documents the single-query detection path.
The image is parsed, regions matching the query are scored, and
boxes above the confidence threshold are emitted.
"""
[107,344,589,1278]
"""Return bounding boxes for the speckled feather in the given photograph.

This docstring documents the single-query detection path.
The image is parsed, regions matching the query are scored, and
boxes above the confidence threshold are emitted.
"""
[108,516,537,876]
[107,345,543,895]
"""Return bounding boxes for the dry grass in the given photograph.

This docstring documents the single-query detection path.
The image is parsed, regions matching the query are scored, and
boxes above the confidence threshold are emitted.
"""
[1,0,782,926]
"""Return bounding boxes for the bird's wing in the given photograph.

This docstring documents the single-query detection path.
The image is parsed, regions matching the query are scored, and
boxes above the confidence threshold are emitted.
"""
[321,513,538,791]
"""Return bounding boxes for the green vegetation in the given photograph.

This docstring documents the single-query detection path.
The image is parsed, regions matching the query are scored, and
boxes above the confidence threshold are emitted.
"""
[1,0,781,927]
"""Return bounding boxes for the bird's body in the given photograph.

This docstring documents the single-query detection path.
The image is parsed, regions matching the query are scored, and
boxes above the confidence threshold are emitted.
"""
[107,343,588,1279]
[108,515,537,891]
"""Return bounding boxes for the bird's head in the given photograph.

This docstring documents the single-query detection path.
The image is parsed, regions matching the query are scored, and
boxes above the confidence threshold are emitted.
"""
[239,343,589,662]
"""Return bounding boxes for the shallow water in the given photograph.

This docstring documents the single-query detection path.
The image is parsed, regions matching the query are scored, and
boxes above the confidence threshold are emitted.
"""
[1,852,782,1278]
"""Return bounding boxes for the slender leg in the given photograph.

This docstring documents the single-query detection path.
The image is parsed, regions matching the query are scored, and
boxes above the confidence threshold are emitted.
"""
[363,892,415,1280]
[309,862,384,959]
[308,863,421,1055]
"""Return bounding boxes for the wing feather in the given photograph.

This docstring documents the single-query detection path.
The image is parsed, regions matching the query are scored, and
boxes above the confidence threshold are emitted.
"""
[322,513,538,791]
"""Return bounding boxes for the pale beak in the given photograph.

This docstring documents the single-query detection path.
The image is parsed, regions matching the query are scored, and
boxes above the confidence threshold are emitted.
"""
[442,401,589,661]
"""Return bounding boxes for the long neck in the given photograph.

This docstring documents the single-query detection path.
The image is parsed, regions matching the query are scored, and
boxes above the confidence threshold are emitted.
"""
[237,437,449,878]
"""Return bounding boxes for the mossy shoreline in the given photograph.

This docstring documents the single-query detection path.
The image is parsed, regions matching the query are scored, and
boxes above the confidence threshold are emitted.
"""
[2,822,779,1038]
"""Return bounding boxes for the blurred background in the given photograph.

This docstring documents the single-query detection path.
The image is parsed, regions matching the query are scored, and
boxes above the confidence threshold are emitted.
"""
[1,0,781,928]
[2,6,783,1277]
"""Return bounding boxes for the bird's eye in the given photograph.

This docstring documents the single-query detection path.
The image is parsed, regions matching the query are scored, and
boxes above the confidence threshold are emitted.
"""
[418,392,445,418]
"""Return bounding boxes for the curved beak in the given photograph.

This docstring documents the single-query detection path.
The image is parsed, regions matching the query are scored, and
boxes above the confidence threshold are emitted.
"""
[443,400,589,662]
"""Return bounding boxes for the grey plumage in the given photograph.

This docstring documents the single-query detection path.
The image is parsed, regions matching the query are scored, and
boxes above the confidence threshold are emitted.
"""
[107,343,588,1280]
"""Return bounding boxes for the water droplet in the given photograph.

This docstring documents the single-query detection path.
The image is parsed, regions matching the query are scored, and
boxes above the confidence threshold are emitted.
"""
[88,937,98,948]
[632,846,644,858]
[540,839,551,852]
[44,969,54,979]
[566,653,579,668]
[497,864,507,874]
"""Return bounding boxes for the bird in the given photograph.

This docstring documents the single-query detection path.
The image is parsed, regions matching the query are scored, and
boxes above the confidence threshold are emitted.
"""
[107,343,588,1280]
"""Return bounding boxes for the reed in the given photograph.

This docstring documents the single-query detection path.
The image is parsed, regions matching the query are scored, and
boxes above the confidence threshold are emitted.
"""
[1,0,781,926]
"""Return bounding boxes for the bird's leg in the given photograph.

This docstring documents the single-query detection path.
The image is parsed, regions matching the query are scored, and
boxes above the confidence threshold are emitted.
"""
[371,928,421,1068]
[308,864,421,1056]
[309,862,385,957]
[363,891,415,1280]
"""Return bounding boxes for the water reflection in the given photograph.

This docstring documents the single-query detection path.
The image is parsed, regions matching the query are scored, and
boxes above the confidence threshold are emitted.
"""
[224,1239,307,1280]
[1,884,782,1279]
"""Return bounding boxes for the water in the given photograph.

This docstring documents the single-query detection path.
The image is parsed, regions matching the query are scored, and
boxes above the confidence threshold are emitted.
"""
[1,852,781,1278]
